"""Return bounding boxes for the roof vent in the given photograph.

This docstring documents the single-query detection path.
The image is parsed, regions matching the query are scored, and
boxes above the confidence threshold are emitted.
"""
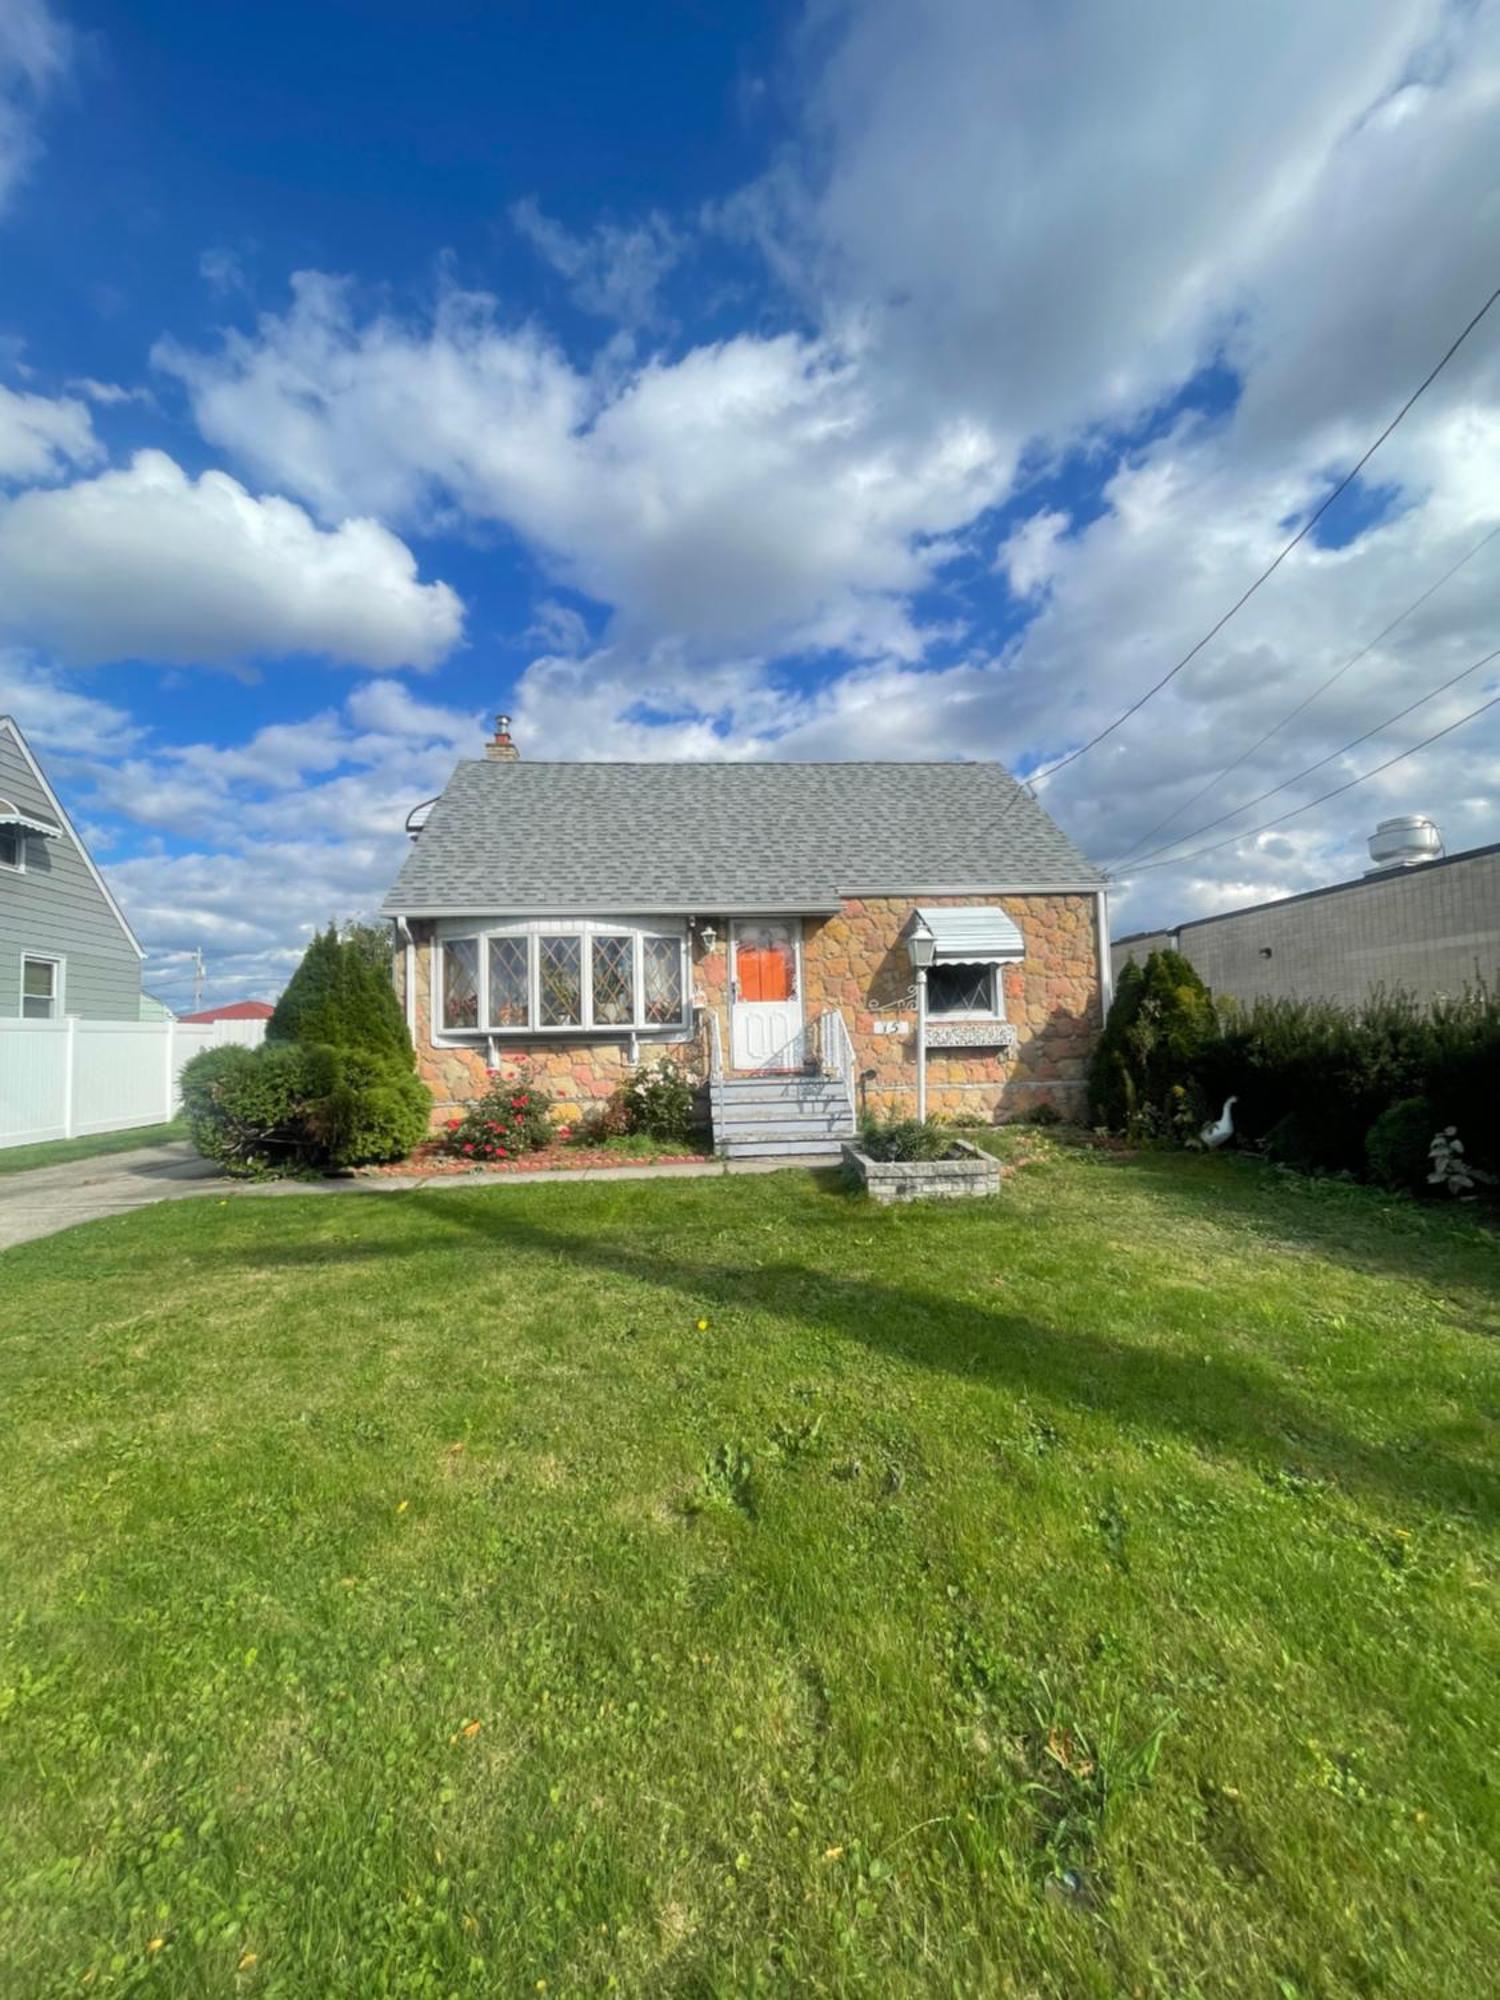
[1366,814,1443,873]
[485,713,520,763]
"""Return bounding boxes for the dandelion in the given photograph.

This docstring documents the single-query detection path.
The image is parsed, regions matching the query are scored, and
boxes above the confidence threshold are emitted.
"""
[238,1951,258,1971]
[396,1498,409,1514]
[696,1317,710,1332]
[147,1938,165,1953]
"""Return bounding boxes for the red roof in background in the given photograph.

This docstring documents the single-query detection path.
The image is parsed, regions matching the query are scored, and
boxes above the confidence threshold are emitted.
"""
[178,999,275,1023]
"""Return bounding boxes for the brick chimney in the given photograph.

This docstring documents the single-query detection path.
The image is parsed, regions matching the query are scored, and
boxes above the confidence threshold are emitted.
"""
[485,713,520,762]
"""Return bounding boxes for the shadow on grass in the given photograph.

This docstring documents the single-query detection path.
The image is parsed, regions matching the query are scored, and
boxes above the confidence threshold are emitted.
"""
[227,1180,1498,1525]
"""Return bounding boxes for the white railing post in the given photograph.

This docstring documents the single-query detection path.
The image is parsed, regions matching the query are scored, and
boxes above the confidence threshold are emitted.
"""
[62,1015,77,1138]
[163,1016,176,1122]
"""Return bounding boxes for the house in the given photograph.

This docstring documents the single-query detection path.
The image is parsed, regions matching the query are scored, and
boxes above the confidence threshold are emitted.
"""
[1115,818,1500,1010]
[382,720,1108,1155]
[0,715,144,1022]
[178,1000,275,1024]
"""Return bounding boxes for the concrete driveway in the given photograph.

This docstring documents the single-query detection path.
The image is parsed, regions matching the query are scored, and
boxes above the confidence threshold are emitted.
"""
[0,1141,814,1252]
[0,1141,228,1252]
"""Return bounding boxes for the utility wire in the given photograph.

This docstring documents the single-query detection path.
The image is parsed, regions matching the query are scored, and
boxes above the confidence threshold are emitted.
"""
[1030,278,1500,791]
[1120,683,1500,876]
[1108,520,1500,866]
[1117,640,1500,868]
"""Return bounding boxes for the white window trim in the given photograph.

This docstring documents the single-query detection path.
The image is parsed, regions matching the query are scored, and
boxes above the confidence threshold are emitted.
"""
[0,825,24,873]
[925,959,1014,1022]
[432,917,689,1043]
[20,951,64,1021]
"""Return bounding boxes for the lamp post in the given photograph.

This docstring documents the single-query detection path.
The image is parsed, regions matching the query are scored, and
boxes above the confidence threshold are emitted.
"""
[904,916,937,1123]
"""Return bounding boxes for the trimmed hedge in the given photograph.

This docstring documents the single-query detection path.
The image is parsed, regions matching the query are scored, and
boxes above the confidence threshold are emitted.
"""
[1192,987,1500,1184]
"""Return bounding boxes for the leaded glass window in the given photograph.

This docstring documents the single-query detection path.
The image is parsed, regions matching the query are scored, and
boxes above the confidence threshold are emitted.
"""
[591,934,633,1025]
[442,938,479,1030]
[488,936,529,1027]
[642,935,683,1024]
[927,962,997,1017]
[538,934,582,1026]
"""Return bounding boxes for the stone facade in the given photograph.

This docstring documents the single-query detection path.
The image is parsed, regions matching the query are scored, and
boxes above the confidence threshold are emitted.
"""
[400,889,1103,1129]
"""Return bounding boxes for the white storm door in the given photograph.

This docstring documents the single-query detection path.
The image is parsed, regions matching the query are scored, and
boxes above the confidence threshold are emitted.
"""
[729,919,804,1070]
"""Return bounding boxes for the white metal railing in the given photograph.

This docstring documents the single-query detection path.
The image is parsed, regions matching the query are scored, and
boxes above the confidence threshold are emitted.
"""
[700,1004,725,1089]
[809,1008,858,1126]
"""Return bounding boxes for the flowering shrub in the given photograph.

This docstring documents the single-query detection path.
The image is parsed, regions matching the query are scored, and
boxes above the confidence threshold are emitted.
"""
[441,1072,554,1164]
[624,1056,698,1143]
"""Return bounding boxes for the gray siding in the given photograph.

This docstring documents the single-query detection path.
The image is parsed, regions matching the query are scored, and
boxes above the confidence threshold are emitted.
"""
[0,727,141,1020]
[1112,845,1500,1008]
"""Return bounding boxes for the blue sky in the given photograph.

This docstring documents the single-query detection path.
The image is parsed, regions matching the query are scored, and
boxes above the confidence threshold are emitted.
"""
[1,0,1497,1006]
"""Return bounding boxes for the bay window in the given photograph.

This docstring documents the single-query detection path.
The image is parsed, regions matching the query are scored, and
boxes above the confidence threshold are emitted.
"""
[438,919,687,1036]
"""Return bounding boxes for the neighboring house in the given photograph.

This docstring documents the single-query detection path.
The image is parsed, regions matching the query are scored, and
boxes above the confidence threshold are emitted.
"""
[382,720,1109,1154]
[178,1000,275,1024]
[0,715,144,1022]
[139,991,176,1022]
[1114,822,1500,1009]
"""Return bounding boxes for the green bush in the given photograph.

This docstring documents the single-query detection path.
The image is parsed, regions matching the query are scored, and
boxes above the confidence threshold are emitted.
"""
[441,1073,555,1164]
[267,923,411,1065]
[1192,985,1500,1184]
[1089,949,1215,1139]
[181,1041,321,1174]
[182,1041,428,1175]
[309,1049,430,1168]
[1365,1097,1438,1195]
[624,1057,697,1142]
[859,1117,954,1162]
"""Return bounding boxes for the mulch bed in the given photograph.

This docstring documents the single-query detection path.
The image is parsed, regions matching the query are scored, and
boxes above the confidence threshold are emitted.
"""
[358,1142,712,1179]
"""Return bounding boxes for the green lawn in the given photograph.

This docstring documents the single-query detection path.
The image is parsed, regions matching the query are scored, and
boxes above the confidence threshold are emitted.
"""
[1,1139,1496,1997]
[0,1117,185,1175]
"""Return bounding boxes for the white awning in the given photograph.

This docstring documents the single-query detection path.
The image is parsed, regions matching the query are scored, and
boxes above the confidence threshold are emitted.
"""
[0,795,62,839]
[914,905,1024,963]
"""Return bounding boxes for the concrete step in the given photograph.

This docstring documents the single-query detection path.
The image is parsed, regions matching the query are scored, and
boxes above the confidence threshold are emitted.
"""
[713,1081,847,1106]
[717,1119,853,1144]
[713,1104,851,1130]
[720,1134,848,1159]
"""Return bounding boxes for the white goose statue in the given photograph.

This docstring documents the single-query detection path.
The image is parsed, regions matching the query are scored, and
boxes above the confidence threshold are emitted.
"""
[1200,1096,1238,1149]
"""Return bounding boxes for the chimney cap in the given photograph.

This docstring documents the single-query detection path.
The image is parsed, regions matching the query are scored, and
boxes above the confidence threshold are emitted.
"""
[485,713,520,762]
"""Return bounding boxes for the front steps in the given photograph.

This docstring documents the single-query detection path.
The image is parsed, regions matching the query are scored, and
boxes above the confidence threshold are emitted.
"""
[710,1073,855,1160]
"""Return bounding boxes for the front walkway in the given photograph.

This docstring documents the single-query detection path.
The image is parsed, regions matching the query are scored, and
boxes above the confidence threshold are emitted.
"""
[0,1142,834,1252]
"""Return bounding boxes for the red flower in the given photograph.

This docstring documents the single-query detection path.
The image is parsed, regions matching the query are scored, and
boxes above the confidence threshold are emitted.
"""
[446,1118,461,1132]
[462,1143,474,1154]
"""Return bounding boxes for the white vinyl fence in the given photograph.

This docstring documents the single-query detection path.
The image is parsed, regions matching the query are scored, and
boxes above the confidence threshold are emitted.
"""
[0,1016,266,1150]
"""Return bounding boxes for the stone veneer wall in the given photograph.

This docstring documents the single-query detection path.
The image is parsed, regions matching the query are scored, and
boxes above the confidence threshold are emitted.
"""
[399,890,1101,1129]
[800,893,1100,1123]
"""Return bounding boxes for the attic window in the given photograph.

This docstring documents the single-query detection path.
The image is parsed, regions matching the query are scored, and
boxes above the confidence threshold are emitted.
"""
[0,826,20,871]
[438,919,687,1036]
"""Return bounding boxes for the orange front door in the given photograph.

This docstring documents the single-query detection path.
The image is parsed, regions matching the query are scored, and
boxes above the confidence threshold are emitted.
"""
[730,919,803,1067]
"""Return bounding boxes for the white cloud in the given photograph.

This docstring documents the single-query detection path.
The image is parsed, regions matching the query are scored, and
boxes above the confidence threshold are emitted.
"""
[0,381,100,481]
[0,0,67,212]
[158,278,1004,665]
[0,448,465,669]
[109,0,1500,944]
[511,196,683,326]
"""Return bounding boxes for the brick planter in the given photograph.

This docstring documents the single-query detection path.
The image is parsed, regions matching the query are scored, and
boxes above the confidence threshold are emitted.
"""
[841,1138,1001,1204]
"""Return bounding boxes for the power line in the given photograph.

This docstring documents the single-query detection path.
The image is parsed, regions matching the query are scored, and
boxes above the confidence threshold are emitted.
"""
[1116,638,1500,868]
[1030,278,1500,791]
[1108,520,1500,866]
[1120,683,1500,876]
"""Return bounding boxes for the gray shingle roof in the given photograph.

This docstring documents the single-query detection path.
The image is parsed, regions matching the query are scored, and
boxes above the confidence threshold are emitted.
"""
[381,760,1103,916]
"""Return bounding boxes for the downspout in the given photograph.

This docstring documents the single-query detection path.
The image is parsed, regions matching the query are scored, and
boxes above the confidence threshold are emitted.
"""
[1094,888,1113,1018]
[393,917,417,1040]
